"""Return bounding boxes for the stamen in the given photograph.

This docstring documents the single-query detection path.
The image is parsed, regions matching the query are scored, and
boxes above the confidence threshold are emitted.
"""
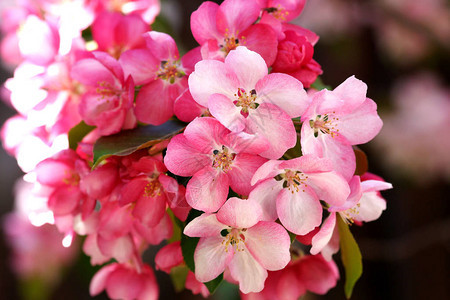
[309,112,340,138]
[212,146,236,172]
[233,88,258,117]
[157,60,185,83]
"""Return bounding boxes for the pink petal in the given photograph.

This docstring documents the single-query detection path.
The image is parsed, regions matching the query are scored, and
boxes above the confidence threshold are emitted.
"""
[255,72,308,118]
[83,234,110,266]
[241,24,278,67]
[251,159,284,186]
[276,267,306,300]
[105,265,143,300]
[208,93,246,132]
[183,117,226,153]
[297,255,340,294]
[90,263,118,296]
[216,197,262,228]
[164,134,211,177]
[132,192,166,228]
[329,176,362,212]
[245,221,291,270]
[216,0,260,35]
[310,212,336,255]
[190,2,221,44]
[276,187,322,235]
[133,213,173,245]
[80,163,118,200]
[36,159,74,187]
[361,179,393,193]
[332,75,367,112]
[227,153,268,195]
[225,46,268,92]
[155,241,183,273]
[137,266,159,300]
[144,31,179,61]
[174,89,207,123]
[337,98,383,145]
[188,59,238,107]
[135,79,175,125]
[181,47,202,74]
[305,171,350,206]
[248,178,283,221]
[186,167,230,213]
[48,186,82,216]
[225,131,269,154]
[97,234,134,263]
[228,243,268,294]
[194,236,233,282]
[353,192,387,222]
[71,58,117,87]
[246,103,297,159]
[119,49,159,85]
[184,213,225,238]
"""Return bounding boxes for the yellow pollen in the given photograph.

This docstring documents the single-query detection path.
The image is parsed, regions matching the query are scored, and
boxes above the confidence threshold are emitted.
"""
[340,203,361,224]
[62,170,80,186]
[212,145,236,172]
[280,170,308,193]
[222,228,246,253]
[144,179,161,198]
[233,88,258,117]
[220,30,246,55]
[309,112,340,138]
[95,81,122,101]
[157,60,185,84]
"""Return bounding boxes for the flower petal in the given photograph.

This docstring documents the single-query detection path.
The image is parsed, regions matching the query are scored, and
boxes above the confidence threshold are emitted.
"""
[194,236,233,282]
[245,221,291,271]
[248,178,283,221]
[276,187,322,235]
[184,213,225,238]
[186,167,230,213]
[228,243,268,294]
[216,197,262,228]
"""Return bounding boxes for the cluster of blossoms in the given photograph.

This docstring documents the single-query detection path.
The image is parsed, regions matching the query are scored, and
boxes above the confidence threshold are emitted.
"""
[1,0,392,299]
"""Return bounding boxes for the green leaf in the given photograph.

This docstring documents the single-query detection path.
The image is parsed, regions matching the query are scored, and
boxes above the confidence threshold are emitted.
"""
[288,231,297,244]
[337,216,363,299]
[311,77,332,91]
[204,273,224,294]
[92,119,186,167]
[170,265,189,292]
[68,121,96,150]
[180,209,203,272]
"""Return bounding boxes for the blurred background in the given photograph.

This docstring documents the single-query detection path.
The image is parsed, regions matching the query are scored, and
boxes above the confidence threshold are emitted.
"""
[0,0,449,299]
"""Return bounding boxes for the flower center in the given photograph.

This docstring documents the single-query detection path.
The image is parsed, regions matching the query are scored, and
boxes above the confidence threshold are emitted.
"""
[339,203,361,224]
[277,169,308,193]
[219,30,246,55]
[212,145,236,172]
[233,88,258,117]
[96,81,122,100]
[309,113,340,138]
[144,179,161,198]
[221,228,246,253]
[157,60,185,84]
[265,5,289,21]
[62,170,80,186]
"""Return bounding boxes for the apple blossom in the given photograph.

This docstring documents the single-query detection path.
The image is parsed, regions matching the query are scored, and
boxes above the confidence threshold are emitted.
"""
[184,197,291,293]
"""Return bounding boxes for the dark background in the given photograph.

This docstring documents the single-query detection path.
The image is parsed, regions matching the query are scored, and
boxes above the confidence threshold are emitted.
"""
[1,0,449,299]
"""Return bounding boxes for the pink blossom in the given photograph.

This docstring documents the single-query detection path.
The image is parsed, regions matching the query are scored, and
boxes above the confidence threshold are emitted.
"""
[119,31,201,125]
[184,197,291,294]
[242,254,339,300]
[91,11,148,59]
[189,46,308,159]
[190,0,278,66]
[88,0,160,24]
[90,262,159,300]
[249,155,350,235]
[257,0,306,22]
[310,174,392,258]
[301,76,383,180]
[164,117,268,213]
[271,27,322,88]
[71,51,136,135]
[173,89,209,123]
